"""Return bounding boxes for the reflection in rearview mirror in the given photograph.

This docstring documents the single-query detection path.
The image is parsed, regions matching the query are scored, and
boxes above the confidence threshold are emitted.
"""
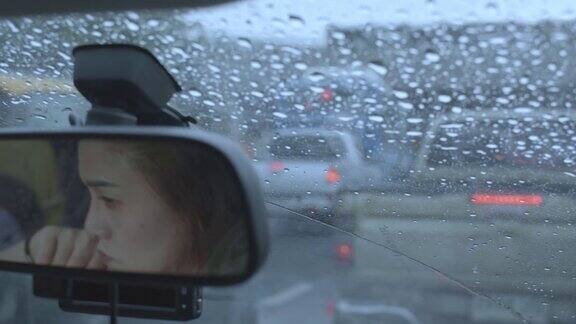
[0,138,250,278]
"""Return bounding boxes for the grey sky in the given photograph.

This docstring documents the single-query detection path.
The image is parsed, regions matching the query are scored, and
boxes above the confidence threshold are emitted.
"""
[184,0,576,45]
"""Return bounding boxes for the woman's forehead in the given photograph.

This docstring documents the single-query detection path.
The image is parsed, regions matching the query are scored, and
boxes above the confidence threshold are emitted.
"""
[78,140,134,178]
[79,139,131,154]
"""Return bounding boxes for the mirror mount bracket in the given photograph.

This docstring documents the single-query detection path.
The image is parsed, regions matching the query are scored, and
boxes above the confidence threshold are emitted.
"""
[72,44,197,127]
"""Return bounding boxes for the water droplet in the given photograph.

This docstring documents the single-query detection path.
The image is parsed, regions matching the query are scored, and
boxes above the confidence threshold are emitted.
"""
[273,112,288,119]
[295,62,308,71]
[399,102,414,110]
[368,115,384,123]
[514,107,533,114]
[288,15,305,28]
[393,90,409,99]
[57,51,71,61]
[124,20,140,32]
[307,72,325,82]
[146,19,160,28]
[250,91,264,98]
[250,61,262,69]
[331,31,346,40]
[6,21,19,33]
[237,37,253,49]
[203,100,216,107]
[424,51,440,63]
[407,117,424,124]
[189,89,202,97]
[438,95,452,103]
[126,12,140,20]
[368,62,388,76]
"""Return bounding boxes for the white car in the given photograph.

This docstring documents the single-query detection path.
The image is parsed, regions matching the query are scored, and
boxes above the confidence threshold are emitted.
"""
[255,128,380,230]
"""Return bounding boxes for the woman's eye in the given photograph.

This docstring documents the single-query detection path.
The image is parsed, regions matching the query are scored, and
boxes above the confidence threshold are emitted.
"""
[99,196,119,209]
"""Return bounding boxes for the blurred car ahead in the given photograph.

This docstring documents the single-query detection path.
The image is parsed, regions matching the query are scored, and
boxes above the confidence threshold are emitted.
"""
[255,128,381,231]
[340,109,576,323]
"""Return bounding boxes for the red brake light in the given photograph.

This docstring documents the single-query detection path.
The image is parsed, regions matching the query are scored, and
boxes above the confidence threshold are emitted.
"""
[321,88,334,102]
[471,193,543,206]
[326,300,336,318]
[269,161,284,172]
[335,243,353,261]
[325,167,341,184]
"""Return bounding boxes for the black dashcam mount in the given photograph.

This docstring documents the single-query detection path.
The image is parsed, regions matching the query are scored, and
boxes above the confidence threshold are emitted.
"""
[34,44,202,323]
[72,44,196,127]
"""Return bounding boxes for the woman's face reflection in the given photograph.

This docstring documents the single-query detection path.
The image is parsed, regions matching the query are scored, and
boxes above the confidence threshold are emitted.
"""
[78,140,195,274]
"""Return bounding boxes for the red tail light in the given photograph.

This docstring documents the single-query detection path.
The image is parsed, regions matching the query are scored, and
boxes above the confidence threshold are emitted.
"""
[269,161,285,172]
[471,193,543,206]
[321,88,334,102]
[335,243,353,261]
[326,300,336,318]
[326,167,341,184]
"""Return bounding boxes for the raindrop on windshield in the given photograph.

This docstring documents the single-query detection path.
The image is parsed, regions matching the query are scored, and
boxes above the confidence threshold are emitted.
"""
[295,62,308,70]
[407,117,424,124]
[307,72,325,82]
[188,89,203,97]
[368,61,388,76]
[237,37,253,49]
[124,20,140,32]
[423,50,440,63]
[146,19,160,28]
[288,15,305,28]
[393,90,409,99]
[438,95,452,103]
[273,112,288,119]
[368,115,384,123]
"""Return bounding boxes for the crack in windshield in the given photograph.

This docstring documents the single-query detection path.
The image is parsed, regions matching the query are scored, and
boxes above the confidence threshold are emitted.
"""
[266,200,529,323]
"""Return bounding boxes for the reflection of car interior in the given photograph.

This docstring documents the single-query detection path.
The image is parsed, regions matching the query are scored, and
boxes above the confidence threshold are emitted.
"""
[51,141,90,228]
[0,175,43,245]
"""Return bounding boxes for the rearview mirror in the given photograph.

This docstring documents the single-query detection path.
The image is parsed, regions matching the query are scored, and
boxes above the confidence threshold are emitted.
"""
[0,127,268,286]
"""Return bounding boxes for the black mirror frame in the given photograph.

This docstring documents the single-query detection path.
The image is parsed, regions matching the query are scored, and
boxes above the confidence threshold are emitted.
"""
[0,126,269,287]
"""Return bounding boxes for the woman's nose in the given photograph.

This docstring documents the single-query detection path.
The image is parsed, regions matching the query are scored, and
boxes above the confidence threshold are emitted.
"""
[84,204,112,240]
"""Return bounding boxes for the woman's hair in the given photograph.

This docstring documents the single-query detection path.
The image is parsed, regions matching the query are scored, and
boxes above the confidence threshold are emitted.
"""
[114,139,248,274]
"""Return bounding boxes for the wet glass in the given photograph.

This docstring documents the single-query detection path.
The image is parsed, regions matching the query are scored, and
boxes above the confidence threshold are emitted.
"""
[0,0,576,323]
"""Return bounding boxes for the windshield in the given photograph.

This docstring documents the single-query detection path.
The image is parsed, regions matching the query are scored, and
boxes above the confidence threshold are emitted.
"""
[0,1,575,323]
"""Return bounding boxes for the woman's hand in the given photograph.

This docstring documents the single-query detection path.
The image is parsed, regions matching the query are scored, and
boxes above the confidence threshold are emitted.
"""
[29,226,105,269]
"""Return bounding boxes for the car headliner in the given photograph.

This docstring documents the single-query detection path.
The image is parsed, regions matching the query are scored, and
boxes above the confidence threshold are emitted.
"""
[0,0,241,17]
